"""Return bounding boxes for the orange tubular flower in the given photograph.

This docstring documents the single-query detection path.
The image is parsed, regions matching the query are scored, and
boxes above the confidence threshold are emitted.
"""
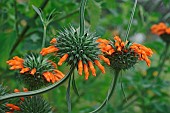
[6,56,24,70]
[50,38,57,44]
[78,60,83,75]
[151,22,167,36]
[30,68,36,75]
[98,36,153,70]
[94,60,105,73]
[43,70,64,83]
[40,45,59,56]
[151,22,170,43]
[6,104,20,111]
[88,61,96,76]
[20,67,30,74]
[58,54,69,66]
[84,64,89,80]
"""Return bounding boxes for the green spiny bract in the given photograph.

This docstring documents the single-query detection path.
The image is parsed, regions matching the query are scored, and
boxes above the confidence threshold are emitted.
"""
[106,41,138,70]
[106,50,138,70]
[0,84,9,113]
[19,53,56,90]
[55,26,100,66]
[16,96,53,113]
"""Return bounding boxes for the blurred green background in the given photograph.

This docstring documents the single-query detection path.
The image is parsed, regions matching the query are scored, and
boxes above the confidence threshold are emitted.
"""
[0,0,170,113]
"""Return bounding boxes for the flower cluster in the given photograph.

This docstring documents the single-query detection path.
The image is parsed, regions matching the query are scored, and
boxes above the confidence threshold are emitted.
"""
[151,22,170,36]
[7,53,64,89]
[97,36,153,70]
[151,22,170,43]
[40,26,110,80]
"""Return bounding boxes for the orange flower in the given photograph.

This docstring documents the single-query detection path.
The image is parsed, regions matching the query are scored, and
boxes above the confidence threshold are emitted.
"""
[84,64,89,80]
[40,46,59,56]
[30,68,36,75]
[58,54,69,66]
[99,55,110,65]
[88,61,96,76]
[6,104,20,111]
[43,70,64,83]
[50,38,57,44]
[6,56,24,70]
[94,60,105,73]
[20,67,30,74]
[78,60,83,75]
[151,22,170,35]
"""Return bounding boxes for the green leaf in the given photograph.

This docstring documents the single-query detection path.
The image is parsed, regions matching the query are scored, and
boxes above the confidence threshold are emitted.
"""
[72,72,79,96]
[0,32,16,70]
[87,0,102,31]
[32,5,43,22]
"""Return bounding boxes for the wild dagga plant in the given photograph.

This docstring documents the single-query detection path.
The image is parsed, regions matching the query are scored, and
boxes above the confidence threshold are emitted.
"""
[0,0,154,113]
[0,0,109,112]
[90,0,153,112]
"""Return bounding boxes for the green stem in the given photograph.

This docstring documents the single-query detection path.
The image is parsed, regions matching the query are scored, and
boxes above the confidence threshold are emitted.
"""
[14,0,19,38]
[90,70,120,113]
[42,25,47,48]
[80,0,87,36]
[0,66,75,102]
[152,43,170,84]
[66,75,72,113]
[125,0,138,41]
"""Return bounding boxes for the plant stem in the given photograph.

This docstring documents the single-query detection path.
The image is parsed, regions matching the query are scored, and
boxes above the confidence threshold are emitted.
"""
[90,70,120,113]
[152,43,170,85]
[125,0,138,41]
[0,66,75,101]
[80,0,87,36]
[14,0,19,38]
[66,75,72,113]
[10,0,49,55]
[42,25,47,48]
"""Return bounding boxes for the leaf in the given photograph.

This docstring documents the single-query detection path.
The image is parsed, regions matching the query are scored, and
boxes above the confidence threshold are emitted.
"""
[72,72,79,96]
[87,0,102,31]
[0,32,16,70]
[32,5,43,22]
[66,75,72,113]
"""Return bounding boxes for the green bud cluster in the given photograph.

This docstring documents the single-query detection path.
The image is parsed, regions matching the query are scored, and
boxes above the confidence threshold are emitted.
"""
[55,26,100,65]
[0,84,8,113]
[16,96,52,113]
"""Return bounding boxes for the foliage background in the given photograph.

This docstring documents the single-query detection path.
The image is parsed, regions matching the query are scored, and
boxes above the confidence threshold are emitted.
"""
[0,0,170,113]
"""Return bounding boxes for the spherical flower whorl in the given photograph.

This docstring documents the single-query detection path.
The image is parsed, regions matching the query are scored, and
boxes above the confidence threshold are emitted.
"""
[17,96,52,113]
[151,22,170,43]
[0,84,9,112]
[40,26,110,80]
[7,53,64,89]
[97,36,153,70]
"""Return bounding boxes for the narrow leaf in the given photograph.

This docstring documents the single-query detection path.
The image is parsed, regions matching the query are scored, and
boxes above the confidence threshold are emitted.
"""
[72,72,79,96]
